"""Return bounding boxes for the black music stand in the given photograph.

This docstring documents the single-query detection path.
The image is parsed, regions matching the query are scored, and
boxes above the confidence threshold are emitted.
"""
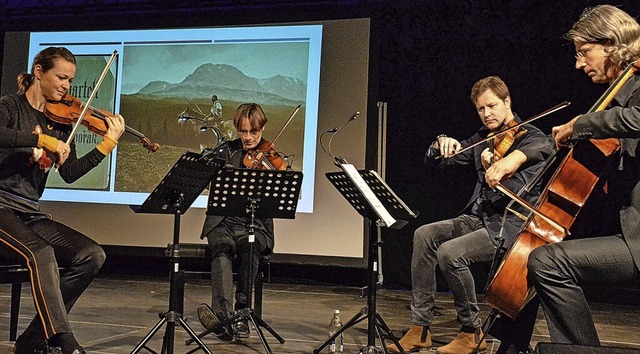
[314,163,417,354]
[189,167,302,354]
[131,151,225,354]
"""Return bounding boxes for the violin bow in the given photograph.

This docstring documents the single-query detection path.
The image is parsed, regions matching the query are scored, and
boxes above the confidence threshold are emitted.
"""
[440,101,571,158]
[54,50,118,172]
[64,50,118,146]
[264,104,301,151]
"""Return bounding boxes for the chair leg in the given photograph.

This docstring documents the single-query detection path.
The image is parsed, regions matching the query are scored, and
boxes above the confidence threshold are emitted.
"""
[10,281,22,341]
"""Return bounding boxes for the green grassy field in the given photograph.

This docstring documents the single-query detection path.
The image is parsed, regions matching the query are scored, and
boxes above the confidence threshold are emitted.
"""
[114,95,306,193]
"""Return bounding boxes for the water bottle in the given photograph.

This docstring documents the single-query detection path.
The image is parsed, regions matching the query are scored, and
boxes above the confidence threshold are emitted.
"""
[328,309,344,353]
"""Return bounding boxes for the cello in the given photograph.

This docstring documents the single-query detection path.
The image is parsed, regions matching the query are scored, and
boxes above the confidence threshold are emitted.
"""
[484,61,639,319]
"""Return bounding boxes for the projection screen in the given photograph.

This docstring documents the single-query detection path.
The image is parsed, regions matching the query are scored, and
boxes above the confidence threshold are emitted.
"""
[1,18,371,266]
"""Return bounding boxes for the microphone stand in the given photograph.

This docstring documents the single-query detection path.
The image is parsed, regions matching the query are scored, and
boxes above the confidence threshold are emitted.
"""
[177,112,225,148]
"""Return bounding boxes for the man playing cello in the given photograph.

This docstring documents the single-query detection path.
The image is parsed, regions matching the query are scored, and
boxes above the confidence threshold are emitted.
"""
[486,4,640,347]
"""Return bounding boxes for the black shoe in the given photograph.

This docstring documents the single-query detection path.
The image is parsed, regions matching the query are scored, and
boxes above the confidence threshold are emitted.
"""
[232,318,250,339]
[496,343,534,354]
[13,334,47,354]
[197,303,233,342]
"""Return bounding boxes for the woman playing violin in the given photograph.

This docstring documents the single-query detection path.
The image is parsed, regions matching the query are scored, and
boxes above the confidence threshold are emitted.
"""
[196,103,278,341]
[0,47,124,354]
[388,76,551,354]
[486,4,640,347]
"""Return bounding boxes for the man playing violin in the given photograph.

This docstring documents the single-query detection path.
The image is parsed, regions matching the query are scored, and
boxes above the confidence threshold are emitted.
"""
[389,76,550,354]
[0,47,125,354]
[486,4,640,347]
[196,103,278,341]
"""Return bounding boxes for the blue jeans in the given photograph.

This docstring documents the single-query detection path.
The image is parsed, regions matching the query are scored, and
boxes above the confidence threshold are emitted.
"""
[411,214,496,328]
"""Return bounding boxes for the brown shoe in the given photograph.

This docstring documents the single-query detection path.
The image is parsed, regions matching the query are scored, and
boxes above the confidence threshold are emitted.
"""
[436,327,486,354]
[387,324,432,353]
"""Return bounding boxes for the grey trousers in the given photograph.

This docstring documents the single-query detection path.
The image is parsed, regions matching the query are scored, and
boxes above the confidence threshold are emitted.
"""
[411,214,497,328]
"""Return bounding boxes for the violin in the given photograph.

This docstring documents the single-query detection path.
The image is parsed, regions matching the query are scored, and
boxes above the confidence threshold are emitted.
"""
[243,139,287,170]
[242,104,301,170]
[44,95,160,153]
[490,118,527,160]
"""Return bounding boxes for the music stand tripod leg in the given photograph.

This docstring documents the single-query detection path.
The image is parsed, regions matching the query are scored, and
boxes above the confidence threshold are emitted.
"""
[247,311,274,354]
[132,213,213,354]
[374,313,401,354]
[131,315,168,353]
[178,316,214,354]
[131,152,225,354]
[241,199,285,354]
[184,329,212,346]
[249,309,285,343]
[356,218,387,354]
[312,217,384,354]
[186,197,286,353]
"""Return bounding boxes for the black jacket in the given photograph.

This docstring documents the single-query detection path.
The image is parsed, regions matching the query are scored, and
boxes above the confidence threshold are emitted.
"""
[426,114,551,248]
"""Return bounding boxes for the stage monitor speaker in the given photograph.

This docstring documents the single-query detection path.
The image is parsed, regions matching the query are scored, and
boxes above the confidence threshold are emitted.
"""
[535,343,640,353]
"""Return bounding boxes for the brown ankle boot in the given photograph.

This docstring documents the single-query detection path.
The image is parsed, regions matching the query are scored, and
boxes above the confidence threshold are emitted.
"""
[387,324,431,353]
[436,327,486,354]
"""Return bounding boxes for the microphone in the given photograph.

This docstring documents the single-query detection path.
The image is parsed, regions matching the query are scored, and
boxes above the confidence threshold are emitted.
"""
[332,111,359,164]
[319,111,360,164]
[323,112,359,134]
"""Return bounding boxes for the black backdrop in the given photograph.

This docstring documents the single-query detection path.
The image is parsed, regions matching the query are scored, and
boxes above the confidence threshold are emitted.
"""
[1,0,639,289]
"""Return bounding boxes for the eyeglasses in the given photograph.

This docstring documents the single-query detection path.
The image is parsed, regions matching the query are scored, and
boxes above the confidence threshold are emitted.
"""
[575,49,589,60]
[575,42,608,60]
[237,129,261,136]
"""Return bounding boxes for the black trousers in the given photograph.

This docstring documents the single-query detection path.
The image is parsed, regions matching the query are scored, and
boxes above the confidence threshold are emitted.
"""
[528,235,639,345]
[206,221,269,314]
[0,207,105,341]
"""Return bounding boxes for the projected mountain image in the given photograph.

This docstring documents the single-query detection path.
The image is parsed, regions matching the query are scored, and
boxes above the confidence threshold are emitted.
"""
[115,63,308,194]
[138,63,306,105]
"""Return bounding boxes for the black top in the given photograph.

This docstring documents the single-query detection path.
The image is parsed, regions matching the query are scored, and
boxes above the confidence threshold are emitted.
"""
[0,93,107,214]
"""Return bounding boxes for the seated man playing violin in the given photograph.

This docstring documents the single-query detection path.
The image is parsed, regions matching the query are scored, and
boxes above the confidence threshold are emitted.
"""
[388,76,552,354]
[196,103,279,341]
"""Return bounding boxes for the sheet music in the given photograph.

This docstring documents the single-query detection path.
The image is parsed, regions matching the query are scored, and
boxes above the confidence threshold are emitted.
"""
[340,163,396,227]
[365,170,418,219]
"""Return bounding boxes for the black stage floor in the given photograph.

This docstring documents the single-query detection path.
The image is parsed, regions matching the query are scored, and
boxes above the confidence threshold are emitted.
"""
[1,275,639,353]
